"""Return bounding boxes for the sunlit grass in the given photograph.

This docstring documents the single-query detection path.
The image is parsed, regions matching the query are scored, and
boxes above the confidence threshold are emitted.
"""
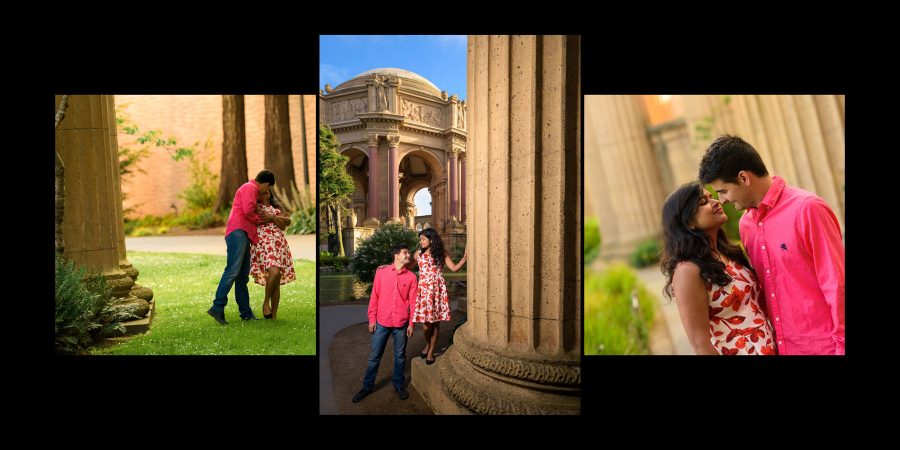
[92,251,315,355]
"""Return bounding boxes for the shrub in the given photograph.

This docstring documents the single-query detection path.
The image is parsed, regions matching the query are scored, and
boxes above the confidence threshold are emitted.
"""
[585,216,601,264]
[55,256,125,354]
[630,238,660,268]
[350,223,418,283]
[584,263,657,355]
[286,206,316,235]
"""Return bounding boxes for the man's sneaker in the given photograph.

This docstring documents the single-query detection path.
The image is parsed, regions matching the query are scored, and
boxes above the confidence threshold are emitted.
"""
[207,308,228,325]
[395,385,409,400]
[242,313,262,321]
[352,388,372,403]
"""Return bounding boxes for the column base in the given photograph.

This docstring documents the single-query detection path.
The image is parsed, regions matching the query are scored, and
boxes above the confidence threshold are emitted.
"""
[363,217,381,228]
[437,327,581,415]
[411,357,474,415]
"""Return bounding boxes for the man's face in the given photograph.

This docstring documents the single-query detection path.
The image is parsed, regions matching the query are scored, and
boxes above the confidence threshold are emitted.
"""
[394,248,410,264]
[709,175,753,211]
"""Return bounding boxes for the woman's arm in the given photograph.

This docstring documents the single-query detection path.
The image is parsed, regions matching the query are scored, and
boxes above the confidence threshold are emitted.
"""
[406,249,420,271]
[672,262,719,355]
[443,248,467,272]
[273,213,291,231]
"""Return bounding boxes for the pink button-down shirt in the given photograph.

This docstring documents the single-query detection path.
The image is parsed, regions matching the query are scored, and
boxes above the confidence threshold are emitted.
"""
[740,176,845,355]
[224,181,263,245]
[368,264,418,328]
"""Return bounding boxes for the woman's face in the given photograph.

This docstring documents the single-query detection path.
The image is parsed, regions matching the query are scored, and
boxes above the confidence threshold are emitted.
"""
[259,190,271,205]
[419,234,430,249]
[691,189,727,232]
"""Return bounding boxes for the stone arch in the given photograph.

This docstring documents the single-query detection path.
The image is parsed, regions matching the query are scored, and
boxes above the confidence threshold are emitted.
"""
[399,147,446,232]
[341,146,369,226]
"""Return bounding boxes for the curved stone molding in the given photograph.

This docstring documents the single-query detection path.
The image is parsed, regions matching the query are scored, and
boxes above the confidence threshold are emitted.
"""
[453,329,580,386]
[439,347,578,415]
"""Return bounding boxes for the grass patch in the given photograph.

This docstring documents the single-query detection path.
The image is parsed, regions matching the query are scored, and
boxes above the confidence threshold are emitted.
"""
[92,251,315,355]
[585,263,657,355]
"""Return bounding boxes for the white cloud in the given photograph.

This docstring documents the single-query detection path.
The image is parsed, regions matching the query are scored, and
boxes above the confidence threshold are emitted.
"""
[320,63,351,87]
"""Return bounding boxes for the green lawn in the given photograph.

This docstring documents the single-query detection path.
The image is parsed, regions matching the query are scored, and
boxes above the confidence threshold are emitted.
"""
[92,251,315,355]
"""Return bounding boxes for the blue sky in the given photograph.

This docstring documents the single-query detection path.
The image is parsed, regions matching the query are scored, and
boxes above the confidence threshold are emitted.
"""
[320,35,467,100]
[414,189,431,216]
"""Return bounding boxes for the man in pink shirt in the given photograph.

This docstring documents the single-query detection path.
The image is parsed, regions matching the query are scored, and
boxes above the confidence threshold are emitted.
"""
[207,170,278,324]
[699,135,845,355]
[352,244,418,403]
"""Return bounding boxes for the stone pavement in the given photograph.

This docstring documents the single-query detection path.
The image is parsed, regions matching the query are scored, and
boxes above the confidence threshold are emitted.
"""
[125,234,316,261]
[319,301,462,414]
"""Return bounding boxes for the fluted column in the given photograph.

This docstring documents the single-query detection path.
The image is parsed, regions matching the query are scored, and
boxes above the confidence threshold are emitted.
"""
[437,35,580,415]
[585,95,665,256]
[459,151,467,222]
[366,134,380,224]
[448,148,459,220]
[684,95,844,228]
[387,135,400,221]
[56,95,134,297]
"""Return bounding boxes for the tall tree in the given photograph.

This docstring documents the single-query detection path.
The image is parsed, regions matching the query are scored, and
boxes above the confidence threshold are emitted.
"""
[319,123,354,256]
[214,95,248,213]
[297,95,310,189]
[264,95,298,203]
[55,95,70,255]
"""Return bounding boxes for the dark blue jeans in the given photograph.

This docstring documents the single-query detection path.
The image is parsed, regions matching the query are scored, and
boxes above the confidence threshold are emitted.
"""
[362,322,408,391]
[211,229,254,319]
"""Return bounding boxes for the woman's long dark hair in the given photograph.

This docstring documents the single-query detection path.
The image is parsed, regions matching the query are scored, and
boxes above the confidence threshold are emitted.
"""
[661,182,751,301]
[418,228,445,268]
[259,189,281,210]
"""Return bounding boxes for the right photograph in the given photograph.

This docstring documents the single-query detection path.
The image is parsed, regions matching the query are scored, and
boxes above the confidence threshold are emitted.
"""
[584,95,845,355]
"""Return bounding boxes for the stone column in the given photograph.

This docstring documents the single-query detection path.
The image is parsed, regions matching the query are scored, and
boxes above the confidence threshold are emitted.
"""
[388,77,401,114]
[55,95,134,297]
[448,148,459,220]
[586,95,666,258]
[459,151,467,223]
[387,135,401,221]
[435,35,581,414]
[684,95,844,228]
[365,78,376,113]
[365,134,380,226]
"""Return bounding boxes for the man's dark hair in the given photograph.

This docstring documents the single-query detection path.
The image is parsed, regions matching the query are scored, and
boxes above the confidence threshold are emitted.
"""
[698,135,769,184]
[255,169,276,185]
[389,244,410,260]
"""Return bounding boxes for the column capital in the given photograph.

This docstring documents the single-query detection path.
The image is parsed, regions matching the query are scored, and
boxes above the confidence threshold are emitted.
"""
[386,135,400,147]
[366,134,379,147]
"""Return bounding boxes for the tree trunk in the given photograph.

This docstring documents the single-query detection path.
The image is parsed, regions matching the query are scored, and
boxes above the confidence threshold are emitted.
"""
[55,153,65,256]
[264,95,298,203]
[334,204,345,257]
[214,95,248,213]
[55,95,69,256]
[297,96,310,189]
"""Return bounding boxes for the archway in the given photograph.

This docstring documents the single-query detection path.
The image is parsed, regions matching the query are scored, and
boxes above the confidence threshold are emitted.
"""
[340,146,369,227]
[399,148,444,231]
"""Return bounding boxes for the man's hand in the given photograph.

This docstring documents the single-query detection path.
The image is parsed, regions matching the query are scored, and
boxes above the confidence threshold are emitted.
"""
[406,323,414,337]
[368,323,376,334]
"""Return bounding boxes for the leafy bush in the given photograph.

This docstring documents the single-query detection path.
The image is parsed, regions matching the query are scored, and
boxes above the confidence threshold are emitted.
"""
[350,223,418,283]
[584,263,657,355]
[286,206,316,235]
[55,256,125,354]
[630,238,660,268]
[178,139,217,211]
[585,216,601,264]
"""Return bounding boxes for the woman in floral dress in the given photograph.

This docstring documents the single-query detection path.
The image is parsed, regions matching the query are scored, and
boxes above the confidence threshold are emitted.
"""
[409,228,466,364]
[250,189,296,320]
[660,182,776,355]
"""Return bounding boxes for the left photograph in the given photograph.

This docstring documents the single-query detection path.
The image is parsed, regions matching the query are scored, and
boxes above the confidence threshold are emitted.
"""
[54,95,317,355]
